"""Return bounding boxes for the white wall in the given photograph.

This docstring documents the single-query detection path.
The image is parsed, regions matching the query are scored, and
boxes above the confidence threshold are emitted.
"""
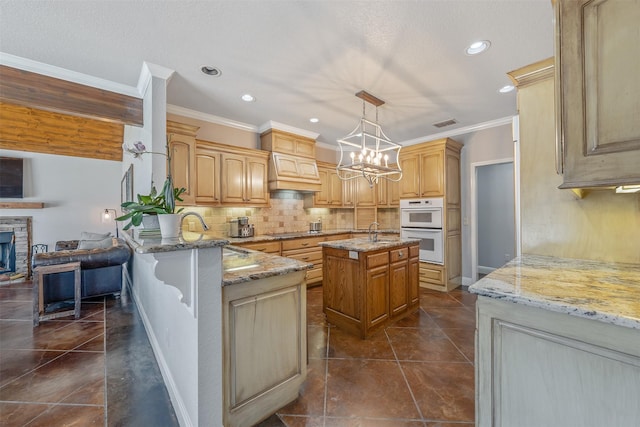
[477,162,515,271]
[0,149,121,249]
[458,124,514,281]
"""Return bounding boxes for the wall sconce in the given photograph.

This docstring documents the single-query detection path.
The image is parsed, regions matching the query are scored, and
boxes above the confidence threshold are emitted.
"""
[101,208,119,237]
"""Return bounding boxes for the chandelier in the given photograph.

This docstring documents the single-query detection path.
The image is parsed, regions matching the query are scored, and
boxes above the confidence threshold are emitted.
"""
[336,91,402,187]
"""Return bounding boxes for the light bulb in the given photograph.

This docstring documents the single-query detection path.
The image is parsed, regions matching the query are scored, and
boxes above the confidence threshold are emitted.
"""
[361,148,367,156]
[384,154,389,167]
[366,155,371,163]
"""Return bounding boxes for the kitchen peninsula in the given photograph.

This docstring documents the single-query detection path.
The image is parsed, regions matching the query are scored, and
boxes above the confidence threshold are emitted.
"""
[320,237,420,338]
[122,231,311,427]
[470,255,640,427]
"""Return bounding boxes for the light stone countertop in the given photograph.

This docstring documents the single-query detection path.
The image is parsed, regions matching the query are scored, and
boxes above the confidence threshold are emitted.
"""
[318,237,420,252]
[469,255,640,329]
[123,230,229,254]
[224,228,400,245]
[222,246,312,286]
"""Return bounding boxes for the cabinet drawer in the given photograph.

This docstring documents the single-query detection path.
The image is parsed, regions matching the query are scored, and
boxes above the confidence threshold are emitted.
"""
[390,247,409,263]
[237,241,281,254]
[306,267,323,283]
[419,264,443,285]
[283,248,322,263]
[367,252,389,268]
[409,245,419,258]
[282,236,325,251]
[325,233,351,241]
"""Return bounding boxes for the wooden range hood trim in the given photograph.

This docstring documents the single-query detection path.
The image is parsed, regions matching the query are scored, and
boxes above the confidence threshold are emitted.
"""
[0,65,143,127]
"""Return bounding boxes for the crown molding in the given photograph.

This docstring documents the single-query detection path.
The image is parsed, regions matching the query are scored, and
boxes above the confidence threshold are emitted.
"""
[258,121,320,140]
[0,51,140,98]
[401,116,514,146]
[137,61,175,96]
[167,104,258,133]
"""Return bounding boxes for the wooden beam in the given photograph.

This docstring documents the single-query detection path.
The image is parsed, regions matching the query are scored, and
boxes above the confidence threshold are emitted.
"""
[0,102,124,161]
[0,65,143,127]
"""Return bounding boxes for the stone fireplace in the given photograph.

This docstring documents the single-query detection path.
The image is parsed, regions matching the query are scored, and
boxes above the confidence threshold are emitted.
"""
[0,217,32,278]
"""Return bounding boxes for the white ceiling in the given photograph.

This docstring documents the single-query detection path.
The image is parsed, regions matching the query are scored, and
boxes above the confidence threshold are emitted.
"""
[0,0,554,146]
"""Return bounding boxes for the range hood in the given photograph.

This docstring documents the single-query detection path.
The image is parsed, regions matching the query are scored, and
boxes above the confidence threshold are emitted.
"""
[260,126,322,192]
[267,152,321,192]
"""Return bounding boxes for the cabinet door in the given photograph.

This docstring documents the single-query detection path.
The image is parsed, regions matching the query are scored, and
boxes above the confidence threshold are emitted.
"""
[557,0,640,188]
[420,150,444,197]
[195,149,220,205]
[366,265,389,329]
[245,155,269,205]
[169,138,195,205]
[314,168,331,206]
[409,257,419,307]
[328,170,343,205]
[377,180,388,207]
[399,154,420,198]
[221,153,246,204]
[342,179,355,207]
[389,177,400,207]
[389,260,408,316]
[356,177,376,206]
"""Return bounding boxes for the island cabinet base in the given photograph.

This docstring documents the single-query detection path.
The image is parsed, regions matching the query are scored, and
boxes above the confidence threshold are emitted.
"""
[323,244,419,339]
[476,296,640,427]
[222,270,307,427]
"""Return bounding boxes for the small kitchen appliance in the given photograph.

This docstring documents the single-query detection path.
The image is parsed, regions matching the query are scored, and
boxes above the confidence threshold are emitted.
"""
[309,219,322,233]
[229,217,255,238]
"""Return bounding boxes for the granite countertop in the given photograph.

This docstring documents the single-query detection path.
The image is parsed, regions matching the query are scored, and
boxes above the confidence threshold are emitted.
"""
[123,230,229,254]
[469,254,640,329]
[224,228,400,245]
[222,246,312,286]
[318,237,420,252]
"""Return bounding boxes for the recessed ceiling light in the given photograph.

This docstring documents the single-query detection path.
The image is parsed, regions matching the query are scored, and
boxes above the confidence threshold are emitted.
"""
[499,85,515,93]
[465,40,491,55]
[241,94,255,102]
[201,66,221,76]
[309,118,319,123]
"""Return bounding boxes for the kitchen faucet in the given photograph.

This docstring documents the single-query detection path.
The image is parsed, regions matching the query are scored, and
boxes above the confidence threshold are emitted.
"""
[368,222,379,242]
[182,212,210,231]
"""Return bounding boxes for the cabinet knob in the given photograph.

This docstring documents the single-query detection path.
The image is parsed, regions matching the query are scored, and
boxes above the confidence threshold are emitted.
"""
[302,243,309,246]
[399,251,404,258]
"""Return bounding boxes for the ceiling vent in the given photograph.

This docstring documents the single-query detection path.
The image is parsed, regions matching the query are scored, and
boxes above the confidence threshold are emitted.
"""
[433,118,457,128]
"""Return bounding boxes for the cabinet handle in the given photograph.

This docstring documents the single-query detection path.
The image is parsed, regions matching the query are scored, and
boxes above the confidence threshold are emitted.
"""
[301,256,309,260]
[398,251,404,258]
[301,243,309,246]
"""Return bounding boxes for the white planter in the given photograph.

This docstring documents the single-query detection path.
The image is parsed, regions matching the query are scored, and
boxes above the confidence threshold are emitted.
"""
[141,214,160,230]
[158,214,182,238]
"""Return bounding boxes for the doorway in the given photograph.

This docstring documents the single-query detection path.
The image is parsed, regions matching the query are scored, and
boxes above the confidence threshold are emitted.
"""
[470,159,516,282]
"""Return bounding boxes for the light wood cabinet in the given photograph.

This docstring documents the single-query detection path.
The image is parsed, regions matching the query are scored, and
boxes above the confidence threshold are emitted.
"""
[355,177,376,207]
[235,240,281,255]
[399,138,462,292]
[323,242,419,338]
[220,151,269,206]
[223,270,307,427]
[195,146,220,205]
[260,129,316,158]
[167,121,199,205]
[342,179,356,207]
[554,0,640,188]
[377,169,400,207]
[399,138,460,199]
[311,161,343,207]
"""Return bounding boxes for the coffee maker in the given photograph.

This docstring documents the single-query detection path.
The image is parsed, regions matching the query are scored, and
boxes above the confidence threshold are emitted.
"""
[229,216,254,238]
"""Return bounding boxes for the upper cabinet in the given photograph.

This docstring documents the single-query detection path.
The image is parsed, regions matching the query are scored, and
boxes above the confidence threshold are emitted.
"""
[260,129,316,158]
[554,0,640,188]
[195,145,220,205]
[399,138,462,200]
[313,161,343,207]
[167,121,199,205]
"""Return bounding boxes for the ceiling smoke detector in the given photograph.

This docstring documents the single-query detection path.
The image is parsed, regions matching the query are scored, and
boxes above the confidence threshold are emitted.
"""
[201,66,222,76]
[432,118,457,128]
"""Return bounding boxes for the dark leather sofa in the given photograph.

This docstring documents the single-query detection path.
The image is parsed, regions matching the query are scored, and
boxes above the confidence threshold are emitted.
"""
[33,238,132,303]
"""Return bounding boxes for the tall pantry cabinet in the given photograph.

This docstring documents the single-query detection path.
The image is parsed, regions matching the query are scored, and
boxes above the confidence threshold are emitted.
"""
[400,138,463,292]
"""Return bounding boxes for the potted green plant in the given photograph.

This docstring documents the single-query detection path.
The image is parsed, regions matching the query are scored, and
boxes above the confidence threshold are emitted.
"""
[118,138,186,238]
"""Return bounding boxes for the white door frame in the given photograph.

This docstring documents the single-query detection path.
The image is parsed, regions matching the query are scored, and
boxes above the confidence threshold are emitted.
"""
[470,157,517,282]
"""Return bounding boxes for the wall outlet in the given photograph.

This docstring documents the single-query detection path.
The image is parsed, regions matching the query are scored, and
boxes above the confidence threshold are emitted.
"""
[504,254,511,261]
[463,217,469,226]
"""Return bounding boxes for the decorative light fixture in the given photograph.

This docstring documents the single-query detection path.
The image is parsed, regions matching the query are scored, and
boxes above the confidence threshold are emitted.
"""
[336,91,402,187]
[101,208,118,237]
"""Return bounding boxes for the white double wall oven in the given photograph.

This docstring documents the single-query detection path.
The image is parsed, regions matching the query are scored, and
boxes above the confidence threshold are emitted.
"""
[400,198,444,265]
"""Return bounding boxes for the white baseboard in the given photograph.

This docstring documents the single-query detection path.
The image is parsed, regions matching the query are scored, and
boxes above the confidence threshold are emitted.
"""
[478,265,496,275]
[462,276,475,287]
[129,285,193,427]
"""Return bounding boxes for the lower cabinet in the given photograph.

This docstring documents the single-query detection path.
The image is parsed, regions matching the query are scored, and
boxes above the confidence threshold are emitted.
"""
[222,270,307,427]
[323,243,419,338]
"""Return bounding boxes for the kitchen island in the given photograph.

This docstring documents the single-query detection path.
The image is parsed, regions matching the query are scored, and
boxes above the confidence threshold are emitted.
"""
[469,255,640,427]
[319,237,420,338]
[123,231,311,427]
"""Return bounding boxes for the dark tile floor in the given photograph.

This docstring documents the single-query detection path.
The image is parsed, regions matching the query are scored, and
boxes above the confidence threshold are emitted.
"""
[0,280,476,427]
